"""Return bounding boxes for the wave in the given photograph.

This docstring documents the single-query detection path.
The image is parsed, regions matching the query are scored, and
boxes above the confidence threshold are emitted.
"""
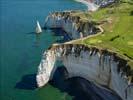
[74,0,99,11]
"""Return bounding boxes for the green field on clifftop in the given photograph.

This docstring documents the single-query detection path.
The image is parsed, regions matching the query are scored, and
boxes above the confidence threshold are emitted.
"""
[73,1,133,67]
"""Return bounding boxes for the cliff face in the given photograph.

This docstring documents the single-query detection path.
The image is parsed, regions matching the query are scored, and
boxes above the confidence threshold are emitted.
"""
[44,11,99,39]
[36,44,133,100]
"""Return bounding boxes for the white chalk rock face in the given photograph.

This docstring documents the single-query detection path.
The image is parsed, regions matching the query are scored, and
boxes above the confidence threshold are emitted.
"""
[44,12,98,39]
[36,51,56,87]
[36,44,133,100]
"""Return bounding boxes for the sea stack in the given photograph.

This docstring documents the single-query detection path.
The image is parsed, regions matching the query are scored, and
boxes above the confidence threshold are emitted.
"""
[36,21,42,33]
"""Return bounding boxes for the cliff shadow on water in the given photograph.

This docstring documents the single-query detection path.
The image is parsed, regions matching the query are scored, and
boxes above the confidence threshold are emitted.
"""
[45,28,72,43]
[14,26,73,91]
[49,66,122,100]
[15,74,37,90]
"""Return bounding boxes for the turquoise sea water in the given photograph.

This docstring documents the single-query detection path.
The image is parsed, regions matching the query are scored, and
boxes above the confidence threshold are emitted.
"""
[0,0,87,100]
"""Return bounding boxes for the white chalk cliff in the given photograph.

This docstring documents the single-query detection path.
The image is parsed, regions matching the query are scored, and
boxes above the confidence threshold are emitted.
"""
[36,44,133,100]
[44,11,99,39]
[37,11,133,100]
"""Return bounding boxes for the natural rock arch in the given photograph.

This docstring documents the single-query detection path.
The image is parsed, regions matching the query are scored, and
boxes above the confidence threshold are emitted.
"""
[36,44,133,100]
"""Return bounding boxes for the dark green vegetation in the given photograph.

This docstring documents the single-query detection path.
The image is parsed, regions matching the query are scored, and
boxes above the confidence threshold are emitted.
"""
[73,1,133,68]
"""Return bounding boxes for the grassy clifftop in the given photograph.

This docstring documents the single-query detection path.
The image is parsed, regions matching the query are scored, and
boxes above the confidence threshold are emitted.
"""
[72,1,133,67]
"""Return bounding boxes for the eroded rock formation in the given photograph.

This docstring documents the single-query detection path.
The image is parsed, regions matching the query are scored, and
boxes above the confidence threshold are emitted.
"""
[36,44,133,100]
[44,11,100,39]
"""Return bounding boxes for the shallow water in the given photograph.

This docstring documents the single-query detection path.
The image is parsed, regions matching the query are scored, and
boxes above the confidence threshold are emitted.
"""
[0,0,87,100]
